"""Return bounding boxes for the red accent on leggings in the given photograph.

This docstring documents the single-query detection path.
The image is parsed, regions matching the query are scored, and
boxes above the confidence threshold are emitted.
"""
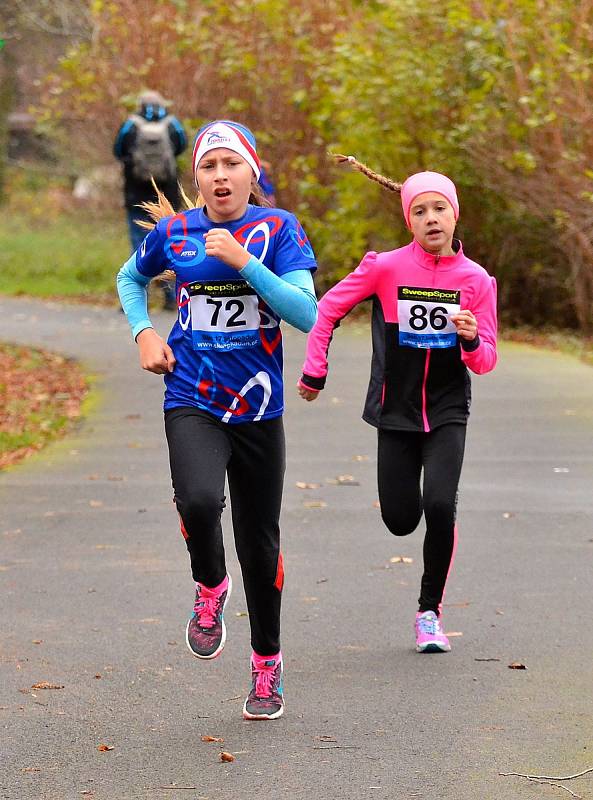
[274,551,284,591]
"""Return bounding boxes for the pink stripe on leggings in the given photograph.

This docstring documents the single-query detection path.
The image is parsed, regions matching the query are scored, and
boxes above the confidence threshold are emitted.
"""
[438,523,458,616]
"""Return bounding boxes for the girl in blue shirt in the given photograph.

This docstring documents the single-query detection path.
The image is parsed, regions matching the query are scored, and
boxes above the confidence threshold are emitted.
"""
[117,120,317,720]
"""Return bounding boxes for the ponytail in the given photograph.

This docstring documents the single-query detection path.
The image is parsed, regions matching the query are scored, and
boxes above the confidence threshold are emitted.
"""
[331,153,402,195]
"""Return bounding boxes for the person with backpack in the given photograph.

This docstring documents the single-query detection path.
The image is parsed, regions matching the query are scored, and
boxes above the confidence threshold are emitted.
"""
[114,90,187,310]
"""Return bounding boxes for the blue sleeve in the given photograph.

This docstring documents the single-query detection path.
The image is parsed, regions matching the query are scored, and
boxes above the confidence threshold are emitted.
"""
[239,256,317,333]
[169,117,188,155]
[273,213,317,277]
[135,222,168,278]
[113,119,135,159]
[116,255,154,340]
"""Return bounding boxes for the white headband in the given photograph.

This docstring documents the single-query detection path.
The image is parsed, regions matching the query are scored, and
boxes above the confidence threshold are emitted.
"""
[192,123,261,181]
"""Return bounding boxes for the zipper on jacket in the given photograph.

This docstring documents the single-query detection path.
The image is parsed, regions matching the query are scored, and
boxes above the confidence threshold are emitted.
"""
[421,350,431,432]
[420,251,440,432]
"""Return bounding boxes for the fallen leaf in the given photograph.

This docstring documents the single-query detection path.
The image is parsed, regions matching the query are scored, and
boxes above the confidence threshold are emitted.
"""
[327,474,360,486]
[107,475,124,482]
[508,662,527,670]
[553,467,569,473]
[296,481,321,489]
[89,500,103,508]
[316,577,328,584]
[97,744,114,752]
[124,413,141,420]
[352,455,370,462]
[373,501,380,508]
[445,631,463,637]
[21,767,41,773]
[235,611,248,617]
[87,474,100,481]
[443,601,471,608]
[201,735,224,743]
[94,674,102,679]
[502,512,514,519]
[303,500,327,508]
[389,556,413,564]
[31,682,64,690]
[220,751,235,763]
[31,640,43,645]
[474,657,501,662]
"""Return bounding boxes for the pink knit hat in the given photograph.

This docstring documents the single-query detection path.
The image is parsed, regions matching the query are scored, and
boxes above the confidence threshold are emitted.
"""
[401,171,459,229]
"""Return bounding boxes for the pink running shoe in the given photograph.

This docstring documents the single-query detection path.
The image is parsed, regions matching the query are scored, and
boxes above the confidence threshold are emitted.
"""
[186,574,232,660]
[415,610,451,653]
[243,652,284,720]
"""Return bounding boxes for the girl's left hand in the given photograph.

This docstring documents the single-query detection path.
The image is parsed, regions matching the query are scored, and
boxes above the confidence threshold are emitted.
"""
[204,228,250,271]
[451,309,478,341]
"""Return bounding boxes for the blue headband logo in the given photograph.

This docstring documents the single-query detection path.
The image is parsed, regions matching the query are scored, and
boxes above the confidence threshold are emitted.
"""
[207,131,231,146]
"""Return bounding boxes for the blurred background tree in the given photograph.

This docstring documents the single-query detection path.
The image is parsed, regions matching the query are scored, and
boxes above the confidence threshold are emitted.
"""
[2,0,593,331]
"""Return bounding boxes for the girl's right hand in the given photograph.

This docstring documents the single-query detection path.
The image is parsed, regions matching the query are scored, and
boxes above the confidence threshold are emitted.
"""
[297,383,320,402]
[136,328,176,374]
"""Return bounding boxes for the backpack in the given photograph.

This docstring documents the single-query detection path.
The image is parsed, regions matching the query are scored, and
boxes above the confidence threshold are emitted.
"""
[129,114,176,183]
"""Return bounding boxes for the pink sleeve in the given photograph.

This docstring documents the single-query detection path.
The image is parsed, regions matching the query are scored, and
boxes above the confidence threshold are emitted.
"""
[301,252,378,384]
[461,275,498,374]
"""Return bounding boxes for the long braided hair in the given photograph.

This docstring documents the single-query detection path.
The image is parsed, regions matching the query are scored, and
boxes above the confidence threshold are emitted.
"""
[331,154,403,194]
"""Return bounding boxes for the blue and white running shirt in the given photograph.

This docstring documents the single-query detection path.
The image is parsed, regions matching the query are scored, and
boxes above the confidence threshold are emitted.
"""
[135,204,316,423]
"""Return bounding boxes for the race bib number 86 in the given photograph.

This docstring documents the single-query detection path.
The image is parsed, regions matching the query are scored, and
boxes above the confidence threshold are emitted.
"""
[398,286,460,349]
[190,280,260,351]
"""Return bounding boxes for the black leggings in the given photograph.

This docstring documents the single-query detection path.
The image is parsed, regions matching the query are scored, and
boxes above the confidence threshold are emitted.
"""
[377,423,467,615]
[165,407,285,655]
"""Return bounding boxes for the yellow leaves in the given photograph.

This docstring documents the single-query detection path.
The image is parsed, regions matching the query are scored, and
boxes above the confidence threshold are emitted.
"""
[326,474,360,486]
[97,744,114,752]
[201,734,235,763]
[31,681,64,690]
[389,556,413,564]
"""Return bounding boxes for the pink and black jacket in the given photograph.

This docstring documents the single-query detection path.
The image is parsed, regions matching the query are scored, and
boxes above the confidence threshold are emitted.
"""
[299,239,498,432]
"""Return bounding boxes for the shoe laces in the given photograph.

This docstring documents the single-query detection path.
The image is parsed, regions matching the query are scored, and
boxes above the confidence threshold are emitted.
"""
[418,613,440,636]
[253,662,277,698]
[194,590,220,629]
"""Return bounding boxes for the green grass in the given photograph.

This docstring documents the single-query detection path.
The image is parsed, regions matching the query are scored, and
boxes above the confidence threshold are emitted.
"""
[0,215,130,300]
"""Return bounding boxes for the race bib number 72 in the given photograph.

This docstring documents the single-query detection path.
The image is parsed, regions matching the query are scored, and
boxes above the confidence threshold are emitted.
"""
[190,280,260,351]
[398,286,460,349]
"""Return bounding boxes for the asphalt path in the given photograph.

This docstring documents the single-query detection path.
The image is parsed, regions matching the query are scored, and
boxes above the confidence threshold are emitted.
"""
[1,296,592,800]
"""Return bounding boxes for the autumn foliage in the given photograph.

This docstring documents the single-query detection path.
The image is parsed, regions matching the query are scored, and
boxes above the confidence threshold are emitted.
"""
[6,0,593,332]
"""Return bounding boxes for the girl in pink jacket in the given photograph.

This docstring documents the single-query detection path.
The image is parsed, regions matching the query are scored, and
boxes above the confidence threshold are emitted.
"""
[298,159,497,653]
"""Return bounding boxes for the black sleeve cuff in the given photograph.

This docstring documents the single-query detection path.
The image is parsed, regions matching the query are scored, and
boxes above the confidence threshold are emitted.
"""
[300,373,326,391]
[461,334,480,352]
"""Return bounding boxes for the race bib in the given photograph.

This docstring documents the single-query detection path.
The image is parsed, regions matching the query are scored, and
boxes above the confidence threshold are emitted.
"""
[398,286,460,349]
[189,280,261,351]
